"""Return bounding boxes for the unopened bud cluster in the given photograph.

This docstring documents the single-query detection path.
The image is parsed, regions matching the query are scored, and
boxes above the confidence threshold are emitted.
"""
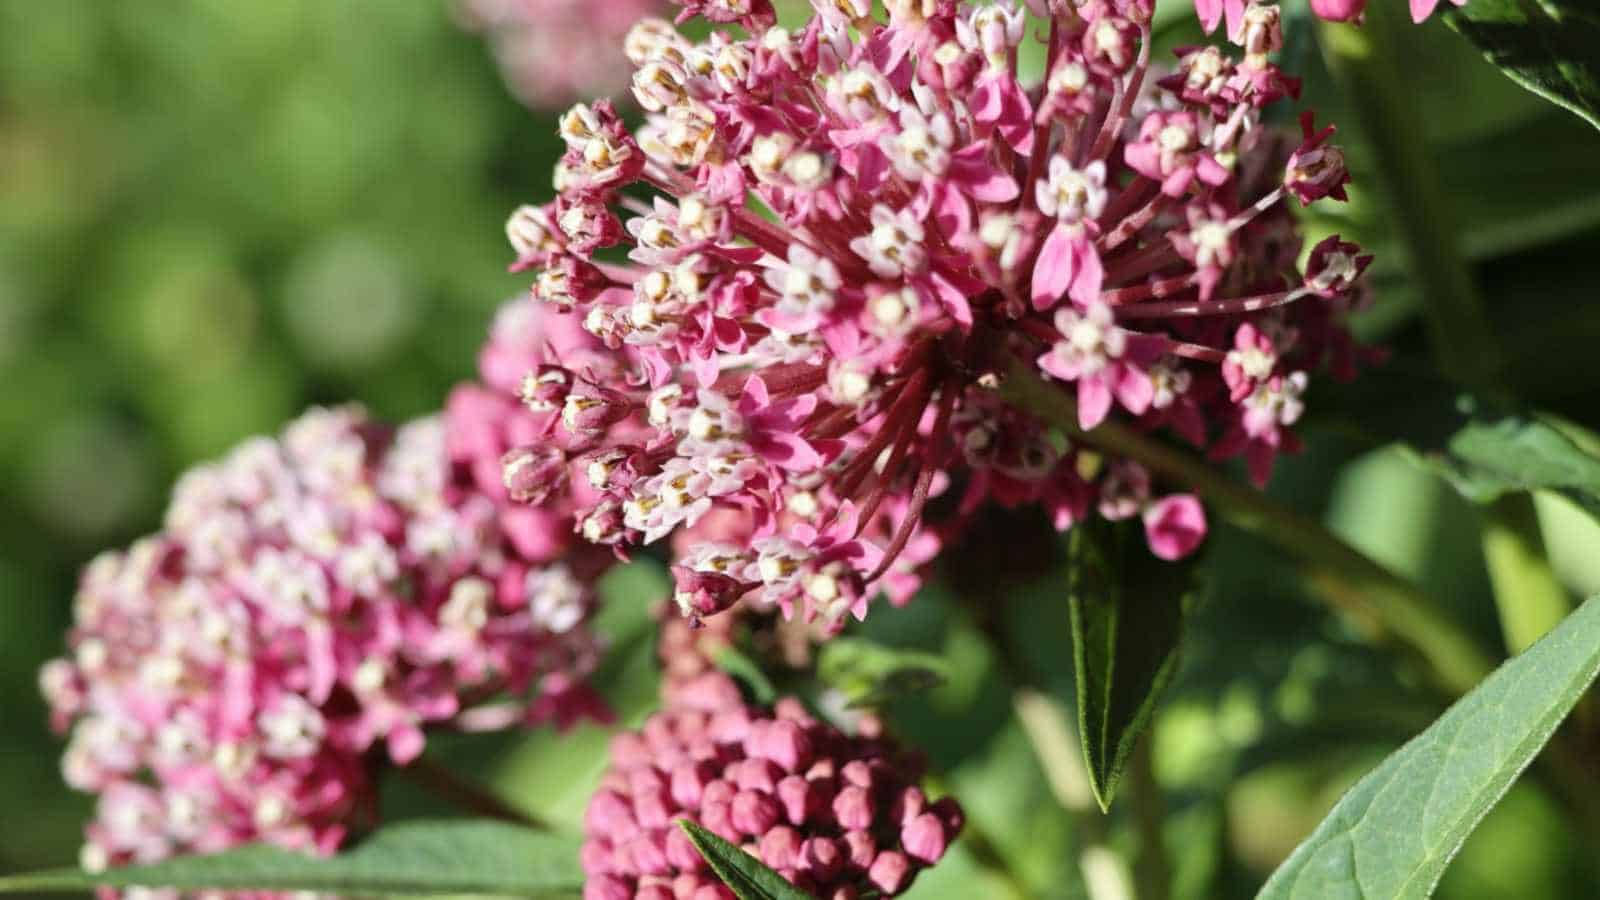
[582,673,962,899]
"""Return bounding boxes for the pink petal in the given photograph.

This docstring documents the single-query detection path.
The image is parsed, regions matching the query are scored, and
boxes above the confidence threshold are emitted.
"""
[1078,376,1113,430]
[1410,0,1441,20]
[1031,226,1076,310]
[1143,495,1207,560]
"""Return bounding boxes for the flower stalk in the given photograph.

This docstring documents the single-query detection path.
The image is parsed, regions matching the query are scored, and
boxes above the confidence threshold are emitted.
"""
[1000,357,1494,696]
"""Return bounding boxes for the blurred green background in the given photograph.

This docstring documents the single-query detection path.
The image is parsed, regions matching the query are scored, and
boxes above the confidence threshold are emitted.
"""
[4,1,1600,898]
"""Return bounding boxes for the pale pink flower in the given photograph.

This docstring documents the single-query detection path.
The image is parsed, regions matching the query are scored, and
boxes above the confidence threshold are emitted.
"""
[45,407,607,878]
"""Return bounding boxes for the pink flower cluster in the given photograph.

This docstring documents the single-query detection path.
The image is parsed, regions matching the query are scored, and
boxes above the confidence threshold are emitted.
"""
[488,0,1370,631]
[40,407,607,877]
[582,672,963,899]
[456,0,665,109]
[1197,0,1463,31]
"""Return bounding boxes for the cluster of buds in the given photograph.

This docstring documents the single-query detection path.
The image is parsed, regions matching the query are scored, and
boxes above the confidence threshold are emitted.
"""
[40,408,607,875]
[455,0,666,108]
[489,0,1371,632]
[582,672,963,899]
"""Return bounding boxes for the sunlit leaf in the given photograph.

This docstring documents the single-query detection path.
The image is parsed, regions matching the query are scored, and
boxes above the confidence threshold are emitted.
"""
[1257,595,1600,899]
[1446,0,1600,133]
[678,820,810,900]
[0,820,582,897]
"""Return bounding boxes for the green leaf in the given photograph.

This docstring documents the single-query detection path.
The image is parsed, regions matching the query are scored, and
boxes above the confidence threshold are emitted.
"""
[1421,401,1600,524]
[0,820,583,897]
[816,636,951,709]
[1257,594,1600,900]
[714,644,780,705]
[1445,0,1600,133]
[678,820,811,900]
[1068,520,1192,812]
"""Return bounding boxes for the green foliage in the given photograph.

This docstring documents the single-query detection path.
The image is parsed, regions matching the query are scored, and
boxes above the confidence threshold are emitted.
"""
[1068,521,1193,811]
[0,820,582,897]
[678,821,811,900]
[1425,405,1600,524]
[1258,595,1600,900]
[816,636,951,709]
[1446,0,1600,132]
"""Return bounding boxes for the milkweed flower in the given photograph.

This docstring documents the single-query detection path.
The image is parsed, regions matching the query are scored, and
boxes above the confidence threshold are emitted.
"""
[581,672,963,899]
[492,0,1370,631]
[456,0,666,109]
[41,407,607,877]
[1197,0,1463,32]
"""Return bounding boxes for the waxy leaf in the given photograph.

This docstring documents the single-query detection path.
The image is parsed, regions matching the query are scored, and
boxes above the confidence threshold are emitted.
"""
[0,820,582,897]
[679,820,811,900]
[1068,520,1192,812]
[1258,594,1600,900]
[1422,402,1600,524]
[1446,0,1600,133]
[817,636,950,709]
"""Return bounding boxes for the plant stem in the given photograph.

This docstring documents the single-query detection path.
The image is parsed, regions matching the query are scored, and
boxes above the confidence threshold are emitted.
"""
[1482,495,1575,653]
[1317,13,1574,655]
[401,756,548,831]
[1000,360,1494,696]
[1128,737,1170,900]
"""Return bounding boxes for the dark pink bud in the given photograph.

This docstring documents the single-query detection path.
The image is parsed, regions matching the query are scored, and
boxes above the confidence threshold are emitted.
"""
[839,760,876,791]
[891,785,927,827]
[747,719,813,772]
[578,499,627,546]
[701,779,736,808]
[730,789,782,836]
[843,830,877,870]
[868,850,911,896]
[672,566,749,621]
[580,839,615,875]
[829,888,860,900]
[665,824,705,872]
[700,799,736,842]
[759,825,802,870]
[501,445,568,505]
[800,836,845,881]
[1304,235,1372,298]
[633,783,675,829]
[630,832,672,876]
[832,785,875,831]
[1310,0,1366,19]
[1285,111,1350,204]
[902,812,949,864]
[579,447,642,493]
[534,256,611,311]
[562,384,634,436]
[672,873,707,898]
[583,874,630,900]
[671,762,715,809]
[519,365,574,414]
[931,796,966,835]
[733,759,783,794]
[772,697,812,723]
[585,789,637,836]
[776,775,822,826]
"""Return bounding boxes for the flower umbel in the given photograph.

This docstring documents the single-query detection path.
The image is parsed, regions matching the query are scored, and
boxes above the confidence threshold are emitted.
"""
[492,0,1370,630]
[42,408,607,875]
